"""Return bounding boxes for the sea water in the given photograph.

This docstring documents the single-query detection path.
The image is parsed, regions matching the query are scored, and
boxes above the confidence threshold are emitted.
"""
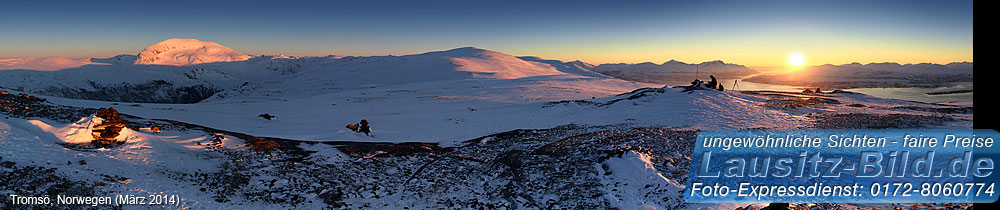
[657,77,971,104]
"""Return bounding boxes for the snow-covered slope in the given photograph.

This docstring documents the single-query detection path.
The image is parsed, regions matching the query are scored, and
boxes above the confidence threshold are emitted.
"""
[265,47,587,87]
[0,64,231,103]
[517,56,609,78]
[439,47,571,79]
[0,83,971,209]
[0,60,973,210]
[27,115,136,145]
[0,56,101,71]
[90,54,137,65]
[135,38,253,65]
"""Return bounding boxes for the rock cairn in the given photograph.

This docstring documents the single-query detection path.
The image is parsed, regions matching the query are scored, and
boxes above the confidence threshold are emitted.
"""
[91,107,128,147]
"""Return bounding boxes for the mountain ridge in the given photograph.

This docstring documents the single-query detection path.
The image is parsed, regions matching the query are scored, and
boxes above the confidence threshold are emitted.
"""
[0,42,627,103]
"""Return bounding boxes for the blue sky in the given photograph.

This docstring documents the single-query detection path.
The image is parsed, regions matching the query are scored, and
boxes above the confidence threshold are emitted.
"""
[0,0,973,65]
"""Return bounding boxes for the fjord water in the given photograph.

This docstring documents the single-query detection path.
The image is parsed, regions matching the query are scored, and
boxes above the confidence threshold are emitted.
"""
[662,77,972,104]
[845,82,973,104]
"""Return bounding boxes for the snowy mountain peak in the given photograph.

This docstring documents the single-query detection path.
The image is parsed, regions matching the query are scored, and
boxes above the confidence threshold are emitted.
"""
[698,60,729,66]
[567,60,595,70]
[135,38,253,66]
[663,59,684,65]
[443,46,487,53]
[420,46,496,57]
[420,47,574,79]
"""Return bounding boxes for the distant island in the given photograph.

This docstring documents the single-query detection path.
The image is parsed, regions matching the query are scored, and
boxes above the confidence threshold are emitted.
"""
[925,89,973,95]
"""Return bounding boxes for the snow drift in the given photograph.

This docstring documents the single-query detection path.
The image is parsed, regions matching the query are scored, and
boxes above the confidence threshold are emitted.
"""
[26,113,135,144]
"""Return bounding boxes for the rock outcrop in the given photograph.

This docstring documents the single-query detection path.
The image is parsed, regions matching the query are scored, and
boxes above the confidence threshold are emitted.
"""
[91,107,128,147]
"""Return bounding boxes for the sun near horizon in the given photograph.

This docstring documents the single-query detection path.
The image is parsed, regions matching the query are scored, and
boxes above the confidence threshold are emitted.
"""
[788,52,805,66]
[785,52,807,73]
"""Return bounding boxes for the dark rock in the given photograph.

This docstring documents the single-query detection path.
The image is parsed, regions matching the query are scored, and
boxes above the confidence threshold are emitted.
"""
[830,89,857,94]
[251,140,280,152]
[91,107,128,147]
[259,113,276,120]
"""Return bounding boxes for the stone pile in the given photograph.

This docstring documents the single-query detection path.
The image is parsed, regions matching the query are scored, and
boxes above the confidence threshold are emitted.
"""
[91,107,128,147]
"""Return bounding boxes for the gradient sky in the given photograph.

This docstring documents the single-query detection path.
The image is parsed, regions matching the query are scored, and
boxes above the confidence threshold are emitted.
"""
[0,0,973,66]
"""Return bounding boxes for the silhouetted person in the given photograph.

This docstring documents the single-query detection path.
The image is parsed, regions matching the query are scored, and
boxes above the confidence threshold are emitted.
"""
[815,87,821,93]
[690,79,702,86]
[706,75,718,89]
[718,84,724,91]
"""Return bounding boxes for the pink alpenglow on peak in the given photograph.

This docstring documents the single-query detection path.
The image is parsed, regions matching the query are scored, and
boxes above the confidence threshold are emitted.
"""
[135,38,253,66]
[0,56,99,71]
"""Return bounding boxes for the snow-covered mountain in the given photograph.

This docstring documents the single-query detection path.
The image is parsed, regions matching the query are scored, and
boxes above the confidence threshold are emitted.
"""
[517,56,608,78]
[135,38,253,65]
[744,62,973,88]
[90,54,137,65]
[591,60,756,84]
[0,38,249,70]
[0,56,100,71]
[0,41,640,104]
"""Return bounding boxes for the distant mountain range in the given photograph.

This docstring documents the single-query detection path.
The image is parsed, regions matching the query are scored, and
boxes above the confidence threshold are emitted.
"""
[744,62,973,89]
[589,60,756,84]
[0,39,616,103]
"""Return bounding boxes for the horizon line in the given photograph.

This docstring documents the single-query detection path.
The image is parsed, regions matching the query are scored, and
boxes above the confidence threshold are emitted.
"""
[0,47,973,69]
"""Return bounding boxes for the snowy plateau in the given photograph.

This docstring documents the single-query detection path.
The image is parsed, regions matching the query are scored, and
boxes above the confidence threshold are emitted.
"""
[0,39,973,209]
